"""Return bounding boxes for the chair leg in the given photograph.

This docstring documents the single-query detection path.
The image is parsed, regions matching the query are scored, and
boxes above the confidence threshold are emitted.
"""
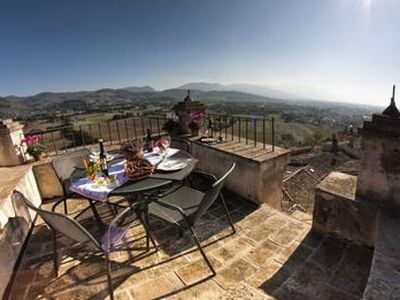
[219,194,236,234]
[63,199,68,214]
[104,252,114,300]
[187,225,216,276]
[142,211,158,252]
[52,230,59,277]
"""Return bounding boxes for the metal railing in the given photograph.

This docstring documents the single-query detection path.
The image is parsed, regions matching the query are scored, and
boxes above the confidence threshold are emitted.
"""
[30,113,276,157]
[36,115,167,156]
[207,113,276,151]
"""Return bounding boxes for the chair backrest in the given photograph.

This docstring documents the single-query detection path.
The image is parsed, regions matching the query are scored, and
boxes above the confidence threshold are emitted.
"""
[171,137,190,153]
[12,190,100,249]
[52,149,91,194]
[192,163,236,225]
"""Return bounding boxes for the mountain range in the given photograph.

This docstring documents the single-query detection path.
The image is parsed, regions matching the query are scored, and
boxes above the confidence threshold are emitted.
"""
[177,82,344,102]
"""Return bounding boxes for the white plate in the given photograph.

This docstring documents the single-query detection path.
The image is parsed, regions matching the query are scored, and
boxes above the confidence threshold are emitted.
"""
[156,159,188,171]
[89,152,115,162]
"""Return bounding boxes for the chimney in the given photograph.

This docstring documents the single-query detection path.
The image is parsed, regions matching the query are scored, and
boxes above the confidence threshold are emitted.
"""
[356,85,400,208]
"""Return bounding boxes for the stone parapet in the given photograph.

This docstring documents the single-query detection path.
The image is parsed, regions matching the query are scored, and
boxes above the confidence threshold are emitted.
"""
[312,172,378,247]
[191,139,289,208]
[0,165,42,298]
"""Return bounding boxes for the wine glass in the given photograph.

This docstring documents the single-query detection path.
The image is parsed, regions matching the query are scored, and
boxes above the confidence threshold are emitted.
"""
[160,135,171,161]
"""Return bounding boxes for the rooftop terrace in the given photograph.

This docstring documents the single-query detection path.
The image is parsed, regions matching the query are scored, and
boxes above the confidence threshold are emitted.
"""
[8,191,372,300]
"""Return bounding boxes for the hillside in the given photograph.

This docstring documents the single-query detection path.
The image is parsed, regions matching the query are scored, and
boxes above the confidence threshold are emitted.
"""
[0,88,280,117]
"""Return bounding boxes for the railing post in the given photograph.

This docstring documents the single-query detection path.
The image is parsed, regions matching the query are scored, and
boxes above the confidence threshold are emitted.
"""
[156,117,161,137]
[80,125,86,148]
[272,117,275,152]
[231,117,234,141]
[40,132,49,156]
[50,131,58,156]
[116,121,121,144]
[263,116,266,149]
[254,118,257,147]
[245,117,248,145]
[141,117,145,139]
[238,117,241,143]
[98,123,102,140]
[225,114,228,140]
[124,119,129,141]
[133,118,138,139]
[107,121,112,145]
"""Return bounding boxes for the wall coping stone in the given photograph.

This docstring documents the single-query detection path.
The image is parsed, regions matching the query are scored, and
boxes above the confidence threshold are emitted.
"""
[316,171,357,201]
[191,139,289,163]
[0,165,32,207]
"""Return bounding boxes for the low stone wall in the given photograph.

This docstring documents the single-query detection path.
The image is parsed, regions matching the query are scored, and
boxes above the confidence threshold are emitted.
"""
[363,209,400,299]
[190,140,289,208]
[0,165,42,298]
[312,172,378,247]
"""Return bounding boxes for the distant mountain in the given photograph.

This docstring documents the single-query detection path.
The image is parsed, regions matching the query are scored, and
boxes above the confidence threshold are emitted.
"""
[178,82,297,100]
[178,82,224,92]
[177,82,344,102]
[122,85,155,93]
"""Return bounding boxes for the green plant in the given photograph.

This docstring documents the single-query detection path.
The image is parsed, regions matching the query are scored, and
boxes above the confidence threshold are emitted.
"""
[21,135,46,156]
[162,119,179,133]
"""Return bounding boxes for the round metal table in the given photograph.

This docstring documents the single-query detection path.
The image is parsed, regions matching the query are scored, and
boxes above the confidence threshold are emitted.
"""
[109,149,197,196]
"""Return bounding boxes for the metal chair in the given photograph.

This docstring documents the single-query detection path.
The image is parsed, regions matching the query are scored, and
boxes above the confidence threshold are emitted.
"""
[170,136,191,153]
[12,190,155,300]
[52,149,91,214]
[147,163,236,275]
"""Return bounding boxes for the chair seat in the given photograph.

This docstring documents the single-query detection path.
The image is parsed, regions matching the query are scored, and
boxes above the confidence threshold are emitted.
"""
[148,186,204,224]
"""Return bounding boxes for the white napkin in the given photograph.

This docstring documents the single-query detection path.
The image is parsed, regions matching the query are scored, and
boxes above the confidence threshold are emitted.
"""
[144,148,179,166]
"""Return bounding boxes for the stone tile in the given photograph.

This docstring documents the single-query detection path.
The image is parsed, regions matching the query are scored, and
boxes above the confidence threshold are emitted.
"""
[175,256,221,285]
[214,258,259,288]
[245,259,283,287]
[245,221,279,244]
[282,261,330,298]
[170,279,225,300]
[277,241,313,265]
[263,213,291,230]
[220,282,272,299]
[246,239,282,266]
[114,289,133,300]
[329,244,373,296]
[317,285,358,300]
[309,236,347,271]
[128,272,184,299]
[290,210,312,225]
[269,226,301,247]
[298,230,324,248]
[213,237,254,263]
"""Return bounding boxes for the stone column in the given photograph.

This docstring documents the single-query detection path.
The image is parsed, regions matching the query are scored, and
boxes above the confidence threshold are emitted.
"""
[356,86,400,209]
[173,90,206,135]
[0,119,25,167]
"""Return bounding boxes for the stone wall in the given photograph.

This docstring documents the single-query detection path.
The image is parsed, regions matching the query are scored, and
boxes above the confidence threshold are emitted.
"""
[191,141,289,208]
[312,172,378,247]
[0,166,42,298]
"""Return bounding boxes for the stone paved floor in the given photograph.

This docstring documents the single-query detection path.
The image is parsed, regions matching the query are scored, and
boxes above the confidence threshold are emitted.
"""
[7,192,373,300]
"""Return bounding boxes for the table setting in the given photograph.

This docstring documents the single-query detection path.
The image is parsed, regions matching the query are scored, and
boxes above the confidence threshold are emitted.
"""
[69,137,197,202]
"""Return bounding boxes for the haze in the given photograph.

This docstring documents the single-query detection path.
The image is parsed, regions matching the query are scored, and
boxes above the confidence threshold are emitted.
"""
[0,0,399,105]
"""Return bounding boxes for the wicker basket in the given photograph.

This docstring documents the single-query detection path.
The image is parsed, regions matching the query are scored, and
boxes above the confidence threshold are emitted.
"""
[124,159,154,182]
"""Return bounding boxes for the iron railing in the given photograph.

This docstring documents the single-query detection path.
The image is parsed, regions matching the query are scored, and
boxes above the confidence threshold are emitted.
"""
[29,113,276,157]
[207,113,276,151]
[34,115,167,156]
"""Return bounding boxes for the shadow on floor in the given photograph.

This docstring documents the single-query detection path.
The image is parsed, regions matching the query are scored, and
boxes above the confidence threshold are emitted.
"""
[259,231,374,300]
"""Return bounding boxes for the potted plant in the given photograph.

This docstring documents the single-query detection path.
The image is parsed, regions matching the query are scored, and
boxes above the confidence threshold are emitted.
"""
[162,119,179,136]
[21,135,46,161]
[188,112,205,136]
[83,157,100,182]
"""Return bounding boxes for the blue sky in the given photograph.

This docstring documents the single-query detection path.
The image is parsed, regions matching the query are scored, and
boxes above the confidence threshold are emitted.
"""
[0,0,399,105]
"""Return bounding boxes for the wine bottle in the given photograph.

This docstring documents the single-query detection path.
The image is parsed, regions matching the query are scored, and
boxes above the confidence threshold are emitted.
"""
[145,129,153,152]
[98,139,109,177]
